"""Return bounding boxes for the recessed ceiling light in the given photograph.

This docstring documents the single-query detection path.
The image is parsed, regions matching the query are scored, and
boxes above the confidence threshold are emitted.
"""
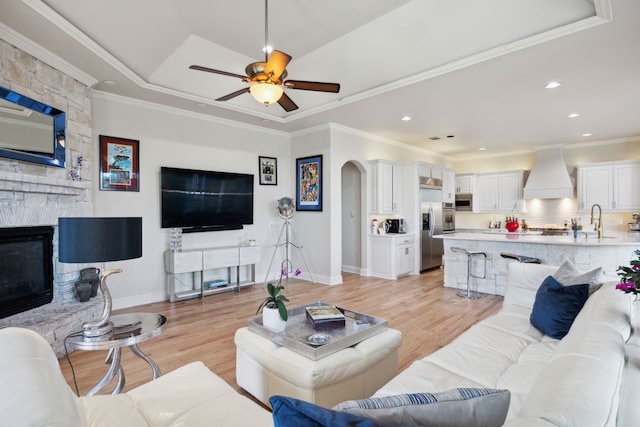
[582,133,593,137]
[401,116,412,121]
[568,113,580,118]
[429,136,440,141]
[446,135,455,138]
[544,81,562,89]
[103,80,117,86]
[478,147,487,151]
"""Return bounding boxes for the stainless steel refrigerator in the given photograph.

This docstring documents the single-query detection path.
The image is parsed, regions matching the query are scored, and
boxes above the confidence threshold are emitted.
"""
[421,187,444,271]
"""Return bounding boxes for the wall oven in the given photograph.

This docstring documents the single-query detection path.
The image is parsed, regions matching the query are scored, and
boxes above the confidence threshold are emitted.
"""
[455,194,473,212]
[442,202,456,232]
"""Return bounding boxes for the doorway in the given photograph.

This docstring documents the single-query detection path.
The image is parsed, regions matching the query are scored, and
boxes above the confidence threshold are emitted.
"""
[341,161,364,274]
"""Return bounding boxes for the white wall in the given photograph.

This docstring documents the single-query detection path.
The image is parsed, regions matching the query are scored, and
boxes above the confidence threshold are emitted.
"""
[91,93,290,309]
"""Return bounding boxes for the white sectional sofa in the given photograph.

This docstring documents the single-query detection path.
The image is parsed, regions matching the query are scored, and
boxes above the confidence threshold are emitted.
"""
[0,327,273,427]
[374,262,635,426]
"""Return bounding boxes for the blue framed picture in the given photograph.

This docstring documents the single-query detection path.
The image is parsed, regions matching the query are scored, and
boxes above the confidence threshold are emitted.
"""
[296,155,322,211]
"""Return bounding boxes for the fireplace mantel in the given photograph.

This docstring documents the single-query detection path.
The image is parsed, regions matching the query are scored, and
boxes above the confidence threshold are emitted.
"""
[0,171,89,195]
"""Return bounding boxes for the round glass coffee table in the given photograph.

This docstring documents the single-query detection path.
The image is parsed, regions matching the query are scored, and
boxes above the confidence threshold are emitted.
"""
[66,312,166,396]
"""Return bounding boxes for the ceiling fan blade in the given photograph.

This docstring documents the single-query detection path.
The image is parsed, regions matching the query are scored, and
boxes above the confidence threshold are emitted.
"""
[216,87,250,101]
[277,92,298,112]
[265,50,292,81]
[284,80,340,93]
[189,65,247,80]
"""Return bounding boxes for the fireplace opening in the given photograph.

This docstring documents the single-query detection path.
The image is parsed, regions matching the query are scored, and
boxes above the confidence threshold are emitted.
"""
[0,226,54,319]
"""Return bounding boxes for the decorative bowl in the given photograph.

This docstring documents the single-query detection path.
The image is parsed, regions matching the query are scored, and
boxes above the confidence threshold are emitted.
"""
[628,223,640,232]
[505,221,520,232]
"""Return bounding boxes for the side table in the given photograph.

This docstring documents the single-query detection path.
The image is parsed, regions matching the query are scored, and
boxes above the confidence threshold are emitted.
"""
[66,312,166,396]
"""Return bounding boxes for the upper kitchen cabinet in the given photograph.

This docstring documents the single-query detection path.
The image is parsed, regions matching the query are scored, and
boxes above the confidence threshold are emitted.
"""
[441,169,456,204]
[577,160,640,211]
[370,159,399,214]
[455,174,475,194]
[418,163,442,181]
[417,163,454,203]
[475,170,525,213]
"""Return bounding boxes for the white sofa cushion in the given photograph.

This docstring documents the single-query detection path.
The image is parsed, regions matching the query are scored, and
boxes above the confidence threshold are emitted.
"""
[503,263,559,310]
[504,283,630,426]
[0,327,274,427]
[81,361,275,427]
[0,327,88,427]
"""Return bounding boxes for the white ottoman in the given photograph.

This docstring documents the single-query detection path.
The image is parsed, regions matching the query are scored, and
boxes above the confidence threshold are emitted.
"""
[234,327,402,408]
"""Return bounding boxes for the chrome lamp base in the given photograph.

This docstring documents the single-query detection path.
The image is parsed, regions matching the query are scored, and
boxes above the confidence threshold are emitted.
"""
[82,268,122,338]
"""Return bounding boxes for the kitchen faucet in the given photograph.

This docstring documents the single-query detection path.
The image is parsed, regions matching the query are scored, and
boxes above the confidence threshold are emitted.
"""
[590,203,602,239]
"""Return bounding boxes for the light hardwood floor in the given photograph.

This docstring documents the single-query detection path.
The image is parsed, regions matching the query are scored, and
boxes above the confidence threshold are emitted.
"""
[58,268,503,401]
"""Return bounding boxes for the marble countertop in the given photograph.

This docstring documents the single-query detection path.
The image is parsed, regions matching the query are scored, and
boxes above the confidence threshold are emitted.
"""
[437,230,640,246]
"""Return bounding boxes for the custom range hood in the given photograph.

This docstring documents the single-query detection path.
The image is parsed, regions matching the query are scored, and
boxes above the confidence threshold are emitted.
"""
[523,147,574,199]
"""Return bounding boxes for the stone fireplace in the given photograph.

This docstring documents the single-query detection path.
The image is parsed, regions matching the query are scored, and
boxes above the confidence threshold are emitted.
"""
[0,226,55,318]
[0,39,100,356]
[0,171,102,356]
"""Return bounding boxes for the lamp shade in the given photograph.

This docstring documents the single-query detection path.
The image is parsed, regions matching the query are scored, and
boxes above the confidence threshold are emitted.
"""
[58,217,142,263]
[277,197,295,219]
[250,83,283,105]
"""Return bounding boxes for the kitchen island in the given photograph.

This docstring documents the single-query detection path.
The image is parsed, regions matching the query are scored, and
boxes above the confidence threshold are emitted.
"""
[437,230,640,296]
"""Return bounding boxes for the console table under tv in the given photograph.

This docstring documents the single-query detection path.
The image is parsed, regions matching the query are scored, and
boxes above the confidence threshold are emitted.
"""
[164,245,260,301]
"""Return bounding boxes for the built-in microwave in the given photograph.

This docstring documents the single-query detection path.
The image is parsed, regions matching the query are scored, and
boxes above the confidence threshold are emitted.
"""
[455,194,473,211]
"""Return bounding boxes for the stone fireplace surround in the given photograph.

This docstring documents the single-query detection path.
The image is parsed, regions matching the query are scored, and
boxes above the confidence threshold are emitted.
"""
[0,171,103,357]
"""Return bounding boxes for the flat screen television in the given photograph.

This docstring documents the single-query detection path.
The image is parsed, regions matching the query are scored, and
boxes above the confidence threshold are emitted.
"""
[161,166,254,232]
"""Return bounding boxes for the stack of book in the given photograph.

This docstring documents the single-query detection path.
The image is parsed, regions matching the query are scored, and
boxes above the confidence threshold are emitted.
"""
[305,304,346,329]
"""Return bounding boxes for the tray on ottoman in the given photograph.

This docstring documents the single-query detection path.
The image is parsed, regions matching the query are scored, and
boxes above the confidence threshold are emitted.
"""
[248,302,388,360]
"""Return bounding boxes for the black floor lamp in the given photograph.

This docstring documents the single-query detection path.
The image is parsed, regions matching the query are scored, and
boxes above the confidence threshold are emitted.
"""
[58,217,142,338]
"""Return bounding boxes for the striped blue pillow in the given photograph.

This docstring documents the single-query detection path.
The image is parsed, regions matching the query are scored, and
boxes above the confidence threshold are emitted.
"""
[333,388,510,427]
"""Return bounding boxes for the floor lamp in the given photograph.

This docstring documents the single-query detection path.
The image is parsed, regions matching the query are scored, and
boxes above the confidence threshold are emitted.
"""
[58,217,142,338]
[264,197,315,285]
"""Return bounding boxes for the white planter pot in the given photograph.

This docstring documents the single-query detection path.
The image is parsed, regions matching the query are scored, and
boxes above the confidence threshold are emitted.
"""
[262,306,286,332]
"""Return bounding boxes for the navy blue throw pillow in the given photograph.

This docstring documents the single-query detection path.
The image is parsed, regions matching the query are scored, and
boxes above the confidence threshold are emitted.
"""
[530,275,589,339]
[270,395,411,427]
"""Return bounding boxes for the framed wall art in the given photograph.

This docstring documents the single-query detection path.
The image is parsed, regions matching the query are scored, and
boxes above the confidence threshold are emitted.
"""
[296,154,322,212]
[99,135,140,192]
[258,156,277,185]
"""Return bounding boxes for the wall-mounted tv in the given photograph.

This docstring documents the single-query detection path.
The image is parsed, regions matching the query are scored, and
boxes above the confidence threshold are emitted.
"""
[161,166,254,233]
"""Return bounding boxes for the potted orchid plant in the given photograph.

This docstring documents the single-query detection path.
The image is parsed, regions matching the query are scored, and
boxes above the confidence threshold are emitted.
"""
[256,268,301,332]
[615,249,640,298]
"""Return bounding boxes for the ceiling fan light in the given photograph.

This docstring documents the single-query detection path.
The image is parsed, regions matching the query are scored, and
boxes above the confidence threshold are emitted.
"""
[250,83,283,106]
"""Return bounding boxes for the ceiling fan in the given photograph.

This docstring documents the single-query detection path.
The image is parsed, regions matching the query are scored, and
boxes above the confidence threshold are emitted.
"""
[189,0,340,112]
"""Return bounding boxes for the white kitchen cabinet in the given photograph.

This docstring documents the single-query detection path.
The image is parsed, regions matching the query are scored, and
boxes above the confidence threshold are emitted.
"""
[455,174,475,194]
[577,160,640,211]
[614,163,640,210]
[577,164,613,211]
[370,235,415,279]
[370,160,399,214]
[395,236,415,277]
[475,171,524,213]
[441,169,456,203]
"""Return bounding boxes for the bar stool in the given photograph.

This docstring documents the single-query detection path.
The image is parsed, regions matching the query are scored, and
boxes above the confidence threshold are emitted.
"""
[451,246,487,299]
[500,252,542,264]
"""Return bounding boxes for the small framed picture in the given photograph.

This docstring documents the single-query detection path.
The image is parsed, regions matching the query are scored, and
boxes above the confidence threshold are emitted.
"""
[99,135,140,191]
[296,155,322,212]
[259,156,277,185]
